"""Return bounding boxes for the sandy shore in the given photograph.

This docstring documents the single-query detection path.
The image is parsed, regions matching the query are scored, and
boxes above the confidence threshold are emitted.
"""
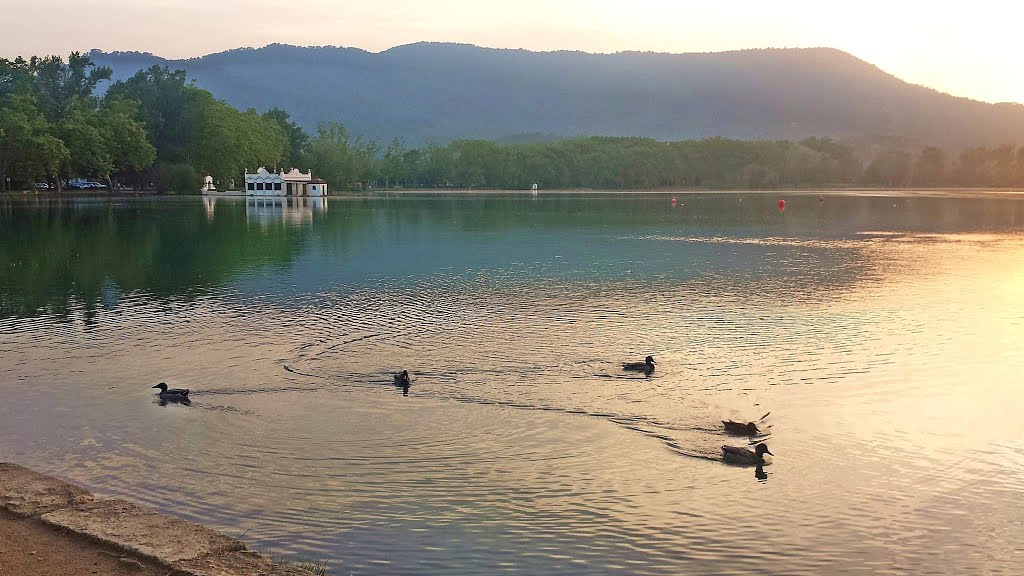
[0,510,166,576]
[0,463,311,576]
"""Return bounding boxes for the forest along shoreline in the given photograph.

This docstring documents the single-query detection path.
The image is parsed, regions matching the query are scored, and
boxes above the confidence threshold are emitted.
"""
[4,54,1024,196]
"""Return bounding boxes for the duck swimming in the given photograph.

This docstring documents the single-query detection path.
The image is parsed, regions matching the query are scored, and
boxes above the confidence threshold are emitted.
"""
[394,370,411,396]
[722,443,773,465]
[622,355,656,373]
[722,420,761,435]
[153,382,190,400]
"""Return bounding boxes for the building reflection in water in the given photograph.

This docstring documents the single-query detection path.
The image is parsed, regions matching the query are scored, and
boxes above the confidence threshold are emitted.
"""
[203,196,218,221]
[245,196,329,225]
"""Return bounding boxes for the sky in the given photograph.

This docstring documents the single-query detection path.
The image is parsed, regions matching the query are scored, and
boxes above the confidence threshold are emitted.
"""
[3,0,1022,104]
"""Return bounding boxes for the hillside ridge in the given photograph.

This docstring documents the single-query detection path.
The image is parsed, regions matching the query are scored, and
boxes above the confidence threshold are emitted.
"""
[88,43,1024,147]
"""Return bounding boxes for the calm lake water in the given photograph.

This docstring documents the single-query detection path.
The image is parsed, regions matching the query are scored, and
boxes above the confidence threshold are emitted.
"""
[2,192,1023,575]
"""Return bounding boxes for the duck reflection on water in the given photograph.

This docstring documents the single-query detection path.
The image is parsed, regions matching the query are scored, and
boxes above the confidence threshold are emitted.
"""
[156,397,192,407]
[755,463,768,481]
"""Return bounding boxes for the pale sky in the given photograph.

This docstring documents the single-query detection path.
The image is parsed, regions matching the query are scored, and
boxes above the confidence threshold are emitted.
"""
[4,0,1022,103]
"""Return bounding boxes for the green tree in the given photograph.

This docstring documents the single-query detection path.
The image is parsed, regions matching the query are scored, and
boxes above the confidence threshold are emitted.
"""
[31,52,112,122]
[954,147,994,187]
[303,122,379,190]
[0,94,67,190]
[56,103,111,184]
[262,107,308,168]
[96,97,157,189]
[863,149,913,187]
[1016,147,1024,187]
[380,138,406,188]
[0,57,36,101]
[912,147,946,187]
[105,66,194,161]
[185,88,288,188]
[799,137,861,184]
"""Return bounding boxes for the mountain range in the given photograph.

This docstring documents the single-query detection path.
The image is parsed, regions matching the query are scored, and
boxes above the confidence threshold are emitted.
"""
[89,43,1024,148]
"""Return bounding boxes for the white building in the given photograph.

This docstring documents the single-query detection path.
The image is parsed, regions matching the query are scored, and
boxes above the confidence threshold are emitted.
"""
[307,178,328,196]
[243,167,329,197]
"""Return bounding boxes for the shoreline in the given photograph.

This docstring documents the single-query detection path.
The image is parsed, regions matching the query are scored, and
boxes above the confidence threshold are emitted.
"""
[354,187,1024,197]
[4,187,1024,199]
[0,462,315,576]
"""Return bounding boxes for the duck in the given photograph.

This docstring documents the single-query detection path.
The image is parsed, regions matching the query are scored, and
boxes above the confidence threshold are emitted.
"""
[394,370,411,396]
[152,382,190,400]
[722,420,761,435]
[622,355,656,373]
[722,443,773,465]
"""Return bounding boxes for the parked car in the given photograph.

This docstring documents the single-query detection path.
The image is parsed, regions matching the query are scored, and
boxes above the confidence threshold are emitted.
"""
[35,182,50,190]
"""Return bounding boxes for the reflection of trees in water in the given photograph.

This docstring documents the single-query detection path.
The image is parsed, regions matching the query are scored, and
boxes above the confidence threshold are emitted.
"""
[2,194,1022,322]
[307,193,1024,301]
[0,198,308,321]
[332,193,1024,235]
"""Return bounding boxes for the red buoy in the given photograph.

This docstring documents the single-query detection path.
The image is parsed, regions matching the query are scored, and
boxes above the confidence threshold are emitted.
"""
[818,195,825,203]
[671,196,677,206]
[778,199,786,210]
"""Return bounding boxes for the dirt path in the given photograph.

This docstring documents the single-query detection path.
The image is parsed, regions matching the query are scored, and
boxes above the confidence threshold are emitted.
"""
[0,510,166,576]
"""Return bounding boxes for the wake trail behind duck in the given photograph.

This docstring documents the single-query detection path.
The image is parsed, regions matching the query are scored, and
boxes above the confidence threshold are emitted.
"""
[280,363,739,463]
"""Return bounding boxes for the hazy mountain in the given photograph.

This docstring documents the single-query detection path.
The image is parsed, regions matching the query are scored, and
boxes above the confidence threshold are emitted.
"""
[90,43,1024,148]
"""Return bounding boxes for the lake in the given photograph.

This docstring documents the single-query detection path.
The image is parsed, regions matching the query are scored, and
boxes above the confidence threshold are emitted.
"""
[1,192,1023,575]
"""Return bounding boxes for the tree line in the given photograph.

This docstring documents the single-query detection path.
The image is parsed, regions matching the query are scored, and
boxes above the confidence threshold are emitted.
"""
[0,53,155,192]
[0,53,295,193]
[372,137,1024,191]
[3,53,1024,193]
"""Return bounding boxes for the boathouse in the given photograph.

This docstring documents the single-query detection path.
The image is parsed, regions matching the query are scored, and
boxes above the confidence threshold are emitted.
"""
[244,167,329,197]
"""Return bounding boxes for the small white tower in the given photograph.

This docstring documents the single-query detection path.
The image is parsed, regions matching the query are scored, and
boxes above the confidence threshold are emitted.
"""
[201,175,216,194]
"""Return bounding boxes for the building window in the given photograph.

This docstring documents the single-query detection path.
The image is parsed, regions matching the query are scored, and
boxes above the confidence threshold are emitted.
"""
[247,182,255,191]
[257,182,264,190]
[274,182,282,191]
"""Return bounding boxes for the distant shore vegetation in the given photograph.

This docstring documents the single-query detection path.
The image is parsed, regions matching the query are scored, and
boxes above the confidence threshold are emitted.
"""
[3,53,1024,193]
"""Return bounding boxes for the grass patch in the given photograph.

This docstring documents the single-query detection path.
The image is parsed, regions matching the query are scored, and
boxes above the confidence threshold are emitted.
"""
[237,531,332,576]
[263,550,331,575]
[292,560,330,575]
